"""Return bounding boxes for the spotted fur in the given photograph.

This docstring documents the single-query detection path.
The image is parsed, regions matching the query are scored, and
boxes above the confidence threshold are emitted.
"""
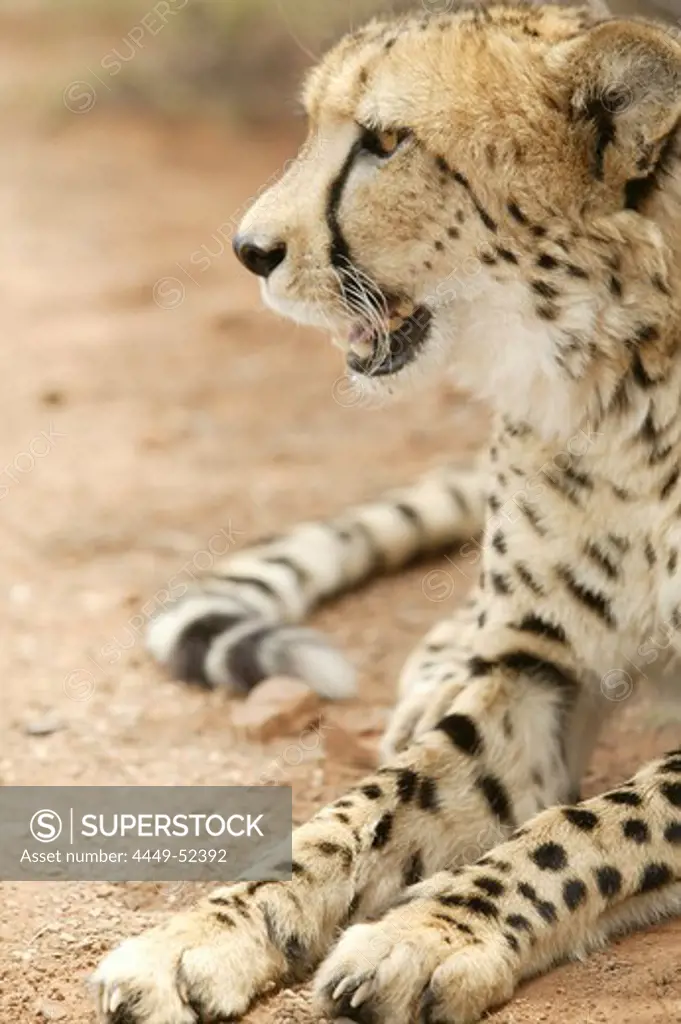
[95,6,681,1023]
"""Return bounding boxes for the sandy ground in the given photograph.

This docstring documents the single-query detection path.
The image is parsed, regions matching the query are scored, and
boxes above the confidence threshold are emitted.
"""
[0,24,681,1024]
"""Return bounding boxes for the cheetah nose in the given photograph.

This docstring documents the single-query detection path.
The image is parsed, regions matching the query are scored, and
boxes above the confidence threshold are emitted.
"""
[232,234,287,278]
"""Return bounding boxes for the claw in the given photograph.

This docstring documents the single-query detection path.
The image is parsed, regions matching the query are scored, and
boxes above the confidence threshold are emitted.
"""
[350,980,373,1008]
[332,977,357,1002]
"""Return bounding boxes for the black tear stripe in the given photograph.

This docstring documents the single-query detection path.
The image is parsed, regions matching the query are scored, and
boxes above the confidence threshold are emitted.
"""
[326,139,363,268]
[325,139,384,313]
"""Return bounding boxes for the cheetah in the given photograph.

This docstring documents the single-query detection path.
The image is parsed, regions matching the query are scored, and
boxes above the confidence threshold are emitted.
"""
[94,5,681,1023]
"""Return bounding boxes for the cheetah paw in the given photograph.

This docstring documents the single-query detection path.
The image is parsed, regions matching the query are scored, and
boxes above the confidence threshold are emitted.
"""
[92,905,287,1024]
[314,902,514,1024]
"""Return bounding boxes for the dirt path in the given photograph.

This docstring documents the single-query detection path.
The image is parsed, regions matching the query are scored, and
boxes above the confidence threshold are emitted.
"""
[0,61,680,1024]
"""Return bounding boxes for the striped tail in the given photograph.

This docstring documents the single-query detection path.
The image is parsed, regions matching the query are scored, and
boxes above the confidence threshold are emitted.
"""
[146,465,486,699]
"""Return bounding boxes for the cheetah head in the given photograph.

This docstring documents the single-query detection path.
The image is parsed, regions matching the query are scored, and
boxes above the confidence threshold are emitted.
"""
[234,4,681,436]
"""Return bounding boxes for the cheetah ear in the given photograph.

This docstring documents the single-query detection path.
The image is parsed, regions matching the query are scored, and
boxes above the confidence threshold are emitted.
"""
[552,20,681,200]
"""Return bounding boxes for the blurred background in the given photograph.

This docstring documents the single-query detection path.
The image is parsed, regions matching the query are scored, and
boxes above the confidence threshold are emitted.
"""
[3,0,676,120]
[1,3,680,1024]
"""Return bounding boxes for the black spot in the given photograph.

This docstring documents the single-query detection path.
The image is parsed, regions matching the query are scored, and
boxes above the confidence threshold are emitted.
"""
[661,758,681,774]
[558,566,616,629]
[563,878,587,911]
[531,842,568,872]
[469,655,494,677]
[637,324,660,343]
[497,247,518,264]
[477,774,514,825]
[474,876,505,897]
[663,822,681,843]
[594,866,622,899]
[536,303,559,321]
[490,571,513,595]
[418,777,440,812]
[531,280,559,300]
[396,768,419,803]
[361,784,382,800]
[516,562,545,595]
[372,812,394,849]
[631,352,656,390]
[610,276,623,298]
[604,790,643,808]
[622,819,650,844]
[316,842,353,869]
[537,254,559,270]
[661,782,681,808]
[215,912,235,928]
[465,895,499,919]
[638,862,673,893]
[492,530,508,555]
[497,650,579,704]
[514,613,567,645]
[506,913,533,933]
[437,713,484,756]
[447,226,460,239]
[508,201,529,224]
[394,502,425,530]
[567,264,590,280]
[438,893,465,909]
[667,550,678,575]
[505,932,520,953]
[584,542,620,581]
[403,851,424,887]
[451,169,498,232]
[531,224,548,238]
[518,883,558,924]
[480,857,512,874]
[661,466,680,501]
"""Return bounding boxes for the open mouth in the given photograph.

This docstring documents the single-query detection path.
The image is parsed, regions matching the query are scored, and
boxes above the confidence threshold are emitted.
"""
[346,303,432,377]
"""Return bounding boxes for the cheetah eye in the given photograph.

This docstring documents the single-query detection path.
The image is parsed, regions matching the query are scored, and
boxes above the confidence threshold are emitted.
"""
[358,125,411,160]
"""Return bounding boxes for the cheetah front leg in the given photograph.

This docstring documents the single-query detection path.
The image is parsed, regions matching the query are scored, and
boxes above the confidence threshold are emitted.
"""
[94,618,599,1023]
[317,753,681,1024]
